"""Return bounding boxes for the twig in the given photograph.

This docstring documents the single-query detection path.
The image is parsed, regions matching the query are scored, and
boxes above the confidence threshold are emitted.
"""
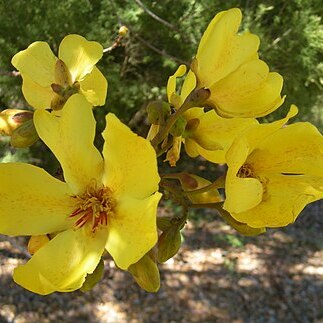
[132,32,189,66]
[0,70,20,77]
[178,0,198,23]
[108,0,189,65]
[134,0,178,31]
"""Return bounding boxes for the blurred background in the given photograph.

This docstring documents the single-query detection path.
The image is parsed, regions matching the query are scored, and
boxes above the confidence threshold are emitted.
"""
[0,0,322,322]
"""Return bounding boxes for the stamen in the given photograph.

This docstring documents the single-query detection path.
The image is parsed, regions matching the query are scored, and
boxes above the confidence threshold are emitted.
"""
[237,163,255,178]
[69,183,115,232]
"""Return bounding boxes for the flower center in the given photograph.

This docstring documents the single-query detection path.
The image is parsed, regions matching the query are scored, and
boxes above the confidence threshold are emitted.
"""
[69,183,115,232]
[50,59,80,110]
[237,163,255,178]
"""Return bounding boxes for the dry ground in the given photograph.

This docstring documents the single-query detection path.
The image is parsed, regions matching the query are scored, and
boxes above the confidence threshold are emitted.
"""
[0,202,322,323]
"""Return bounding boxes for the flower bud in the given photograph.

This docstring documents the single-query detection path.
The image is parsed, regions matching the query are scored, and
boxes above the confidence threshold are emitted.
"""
[118,25,129,37]
[0,109,33,136]
[10,119,39,148]
[28,235,50,255]
[169,115,187,137]
[157,224,182,263]
[146,101,170,125]
[128,253,160,292]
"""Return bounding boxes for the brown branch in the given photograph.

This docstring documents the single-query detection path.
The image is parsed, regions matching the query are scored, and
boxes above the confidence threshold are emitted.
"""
[0,70,20,77]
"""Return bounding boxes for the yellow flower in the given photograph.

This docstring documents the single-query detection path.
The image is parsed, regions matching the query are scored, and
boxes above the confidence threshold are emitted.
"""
[0,94,161,294]
[167,65,257,164]
[12,34,108,110]
[192,8,285,118]
[223,105,323,227]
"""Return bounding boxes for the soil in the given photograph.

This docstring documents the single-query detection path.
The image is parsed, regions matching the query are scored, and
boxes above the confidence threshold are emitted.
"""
[0,202,322,323]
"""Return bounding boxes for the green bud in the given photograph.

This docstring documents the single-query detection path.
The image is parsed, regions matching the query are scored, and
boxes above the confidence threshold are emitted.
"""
[10,119,39,148]
[146,101,171,125]
[157,224,182,263]
[128,253,160,292]
[169,115,187,137]
[219,208,266,236]
[178,173,199,190]
[80,258,104,292]
[157,216,173,231]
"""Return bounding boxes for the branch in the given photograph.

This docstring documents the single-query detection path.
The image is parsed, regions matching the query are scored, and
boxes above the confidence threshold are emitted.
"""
[134,0,178,31]
[132,32,189,66]
[0,70,20,77]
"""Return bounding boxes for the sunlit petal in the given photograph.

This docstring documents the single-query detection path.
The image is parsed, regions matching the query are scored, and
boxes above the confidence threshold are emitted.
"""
[21,74,55,109]
[249,122,323,177]
[180,70,196,101]
[14,227,107,295]
[210,60,284,117]
[187,110,257,163]
[0,163,73,236]
[167,64,186,103]
[79,66,108,106]
[102,113,160,199]
[106,193,161,270]
[12,41,56,87]
[59,34,103,82]
[34,94,103,194]
[196,8,260,86]
[230,174,323,228]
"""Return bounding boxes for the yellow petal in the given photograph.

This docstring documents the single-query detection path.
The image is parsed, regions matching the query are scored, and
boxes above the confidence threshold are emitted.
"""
[224,137,263,213]
[180,70,196,101]
[79,66,108,106]
[230,174,323,228]
[34,94,103,194]
[223,105,297,214]
[102,113,160,199]
[224,176,263,213]
[13,227,107,295]
[28,235,50,255]
[196,8,260,86]
[249,122,323,177]
[21,74,55,109]
[187,110,257,163]
[243,105,298,152]
[58,34,103,82]
[11,41,56,87]
[167,64,187,103]
[184,137,199,158]
[0,163,73,236]
[209,60,284,118]
[180,174,222,204]
[106,192,161,270]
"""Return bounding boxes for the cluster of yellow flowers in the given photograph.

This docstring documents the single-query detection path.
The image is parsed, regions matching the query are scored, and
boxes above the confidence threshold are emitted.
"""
[0,8,322,295]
